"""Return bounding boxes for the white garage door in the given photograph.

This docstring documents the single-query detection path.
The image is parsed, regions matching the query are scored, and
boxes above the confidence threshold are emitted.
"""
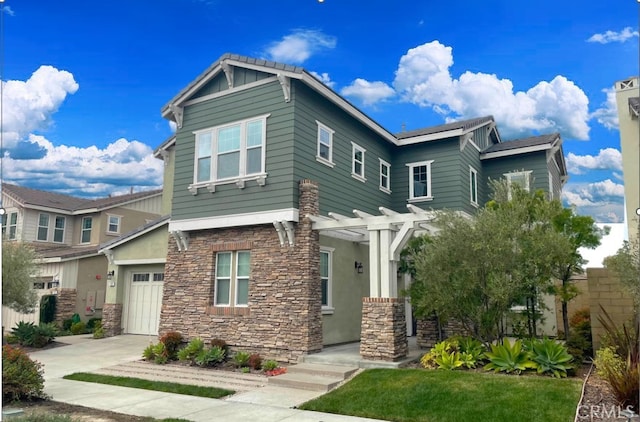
[125,272,164,335]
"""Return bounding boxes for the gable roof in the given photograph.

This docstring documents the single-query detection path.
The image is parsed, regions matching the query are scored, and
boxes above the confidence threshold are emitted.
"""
[2,183,162,215]
[396,116,495,140]
[481,133,560,155]
[99,214,170,252]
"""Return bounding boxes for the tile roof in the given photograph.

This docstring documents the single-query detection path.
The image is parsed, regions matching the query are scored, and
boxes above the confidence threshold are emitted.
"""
[482,133,560,154]
[629,97,639,116]
[2,183,161,213]
[395,116,495,140]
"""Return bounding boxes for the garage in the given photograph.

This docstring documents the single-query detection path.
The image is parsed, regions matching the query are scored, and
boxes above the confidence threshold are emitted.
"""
[124,271,164,335]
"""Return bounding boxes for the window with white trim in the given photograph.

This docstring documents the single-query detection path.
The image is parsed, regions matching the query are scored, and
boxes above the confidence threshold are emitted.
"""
[351,142,366,182]
[107,215,121,234]
[37,213,49,241]
[379,159,391,193]
[407,160,434,201]
[80,217,92,244]
[548,173,554,200]
[215,251,250,307]
[320,248,333,312]
[54,216,65,243]
[193,115,268,185]
[2,212,17,240]
[504,170,532,199]
[316,121,335,167]
[470,166,478,206]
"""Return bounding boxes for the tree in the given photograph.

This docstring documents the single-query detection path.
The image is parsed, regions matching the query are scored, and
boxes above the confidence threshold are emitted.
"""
[604,235,640,306]
[2,241,39,313]
[551,208,607,338]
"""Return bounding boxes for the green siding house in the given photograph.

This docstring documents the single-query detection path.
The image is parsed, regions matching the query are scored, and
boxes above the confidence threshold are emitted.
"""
[125,53,568,362]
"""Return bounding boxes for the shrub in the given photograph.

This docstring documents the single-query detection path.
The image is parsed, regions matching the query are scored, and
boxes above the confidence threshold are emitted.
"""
[233,351,251,368]
[32,323,58,348]
[177,338,205,365]
[434,350,463,370]
[93,326,105,339]
[484,338,536,375]
[62,319,74,331]
[142,344,156,361]
[2,345,46,401]
[262,359,279,371]
[10,322,57,348]
[420,339,459,369]
[159,331,183,360]
[210,338,228,354]
[455,336,485,368]
[248,353,262,370]
[566,307,593,361]
[11,321,37,346]
[195,346,226,367]
[39,295,57,324]
[528,338,573,378]
[86,318,102,331]
[4,334,19,344]
[152,343,168,364]
[70,322,86,335]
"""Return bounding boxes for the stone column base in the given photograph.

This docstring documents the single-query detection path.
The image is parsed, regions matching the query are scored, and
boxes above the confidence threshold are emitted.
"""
[417,316,470,349]
[54,288,77,324]
[101,303,123,337]
[360,297,408,361]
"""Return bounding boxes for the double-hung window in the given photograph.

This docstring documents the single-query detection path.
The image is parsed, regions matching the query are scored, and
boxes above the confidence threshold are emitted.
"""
[351,142,366,182]
[316,121,335,167]
[3,212,17,240]
[37,213,49,241]
[81,217,92,244]
[193,114,268,186]
[379,159,391,193]
[320,247,334,313]
[504,170,532,199]
[407,160,434,201]
[215,251,250,307]
[54,216,65,243]
[470,166,478,206]
[107,215,121,234]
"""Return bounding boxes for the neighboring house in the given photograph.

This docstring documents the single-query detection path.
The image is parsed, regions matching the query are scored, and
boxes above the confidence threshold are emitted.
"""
[1,184,162,325]
[99,53,568,362]
[614,77,639,242]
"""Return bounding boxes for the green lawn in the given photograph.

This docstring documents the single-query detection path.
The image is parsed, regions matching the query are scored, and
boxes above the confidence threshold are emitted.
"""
[300,369,582,422]
[63,372,233,399]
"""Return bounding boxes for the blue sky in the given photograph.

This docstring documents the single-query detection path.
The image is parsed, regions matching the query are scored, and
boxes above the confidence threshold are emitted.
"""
[1,0,638,223]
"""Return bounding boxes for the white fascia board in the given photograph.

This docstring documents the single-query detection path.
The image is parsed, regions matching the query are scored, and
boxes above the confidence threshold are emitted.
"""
[396,120,493,146]
[40,253,102,264]
[99,221,169,253]
[113,258,167,266]
[162,63,224,117]
[480,144,552,160]
[169,208,299,232]
[182,78,278,108]
[224,59,303,80]
[19,204,74,215]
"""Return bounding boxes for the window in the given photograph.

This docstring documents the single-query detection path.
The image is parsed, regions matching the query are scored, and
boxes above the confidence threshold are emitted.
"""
[54,216,65,243]
[350,142,366,182]
[320,248,333,312]
[2,212,17,240]
[316,121,335,167]
[470,167,478,206]
[504,170,532,199]
[81,217,92,244]
[37,213,49,241]
[193,115,268,185]
[379,159,391,193]
[407,160,434,201]
[133,273,150,282]
[107,215,121,234]
[215,251,250,307]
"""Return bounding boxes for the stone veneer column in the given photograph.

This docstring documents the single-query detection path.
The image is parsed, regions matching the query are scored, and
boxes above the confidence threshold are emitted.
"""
[416,317,440,349]
[54,288,77,324]
[101,303,123,337]
[360,297,408,361]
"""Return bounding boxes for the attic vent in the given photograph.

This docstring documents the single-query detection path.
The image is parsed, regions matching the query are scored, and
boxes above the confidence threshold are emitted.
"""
[620,79,636,89]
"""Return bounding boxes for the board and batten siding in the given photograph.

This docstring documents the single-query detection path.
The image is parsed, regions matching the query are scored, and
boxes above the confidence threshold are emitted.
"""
[191,68,273,100]
[170,80,298,221]
[291,82,395,216]
[482,151,552,194]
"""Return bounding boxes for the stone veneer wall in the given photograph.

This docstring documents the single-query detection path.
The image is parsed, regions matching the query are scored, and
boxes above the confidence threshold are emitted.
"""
[158,180,322,362]
[416,316,469,349]
[360,297,408,361]
[101,303,123,337]
[54,288,77,324]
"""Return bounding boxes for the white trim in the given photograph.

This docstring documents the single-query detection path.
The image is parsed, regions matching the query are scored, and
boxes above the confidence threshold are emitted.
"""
[316,121,335,167]
[36,212,50,242]
[351,142,367,182]
[169,208,299,232]
[106,214,122,234]
[113,258,167,265]
[481,143,553,160]
[504,170,533,198]
[407,160,434,201]
[80,216,93,244]
[40,252,102,264]
[379,158,391,194]
[396,120,492,146]
[469,166,479,207]
[320,247,334,311]
[99,219,169,253]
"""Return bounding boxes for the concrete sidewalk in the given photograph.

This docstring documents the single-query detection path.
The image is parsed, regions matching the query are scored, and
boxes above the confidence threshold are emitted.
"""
[27,335,385,422]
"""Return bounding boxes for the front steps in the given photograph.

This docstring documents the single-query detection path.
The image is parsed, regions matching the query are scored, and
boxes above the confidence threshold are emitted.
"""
[268,362,358,392]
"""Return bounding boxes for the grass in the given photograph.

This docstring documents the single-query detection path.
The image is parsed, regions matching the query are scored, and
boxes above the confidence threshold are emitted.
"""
[300,368,582,422]
[62,372,234,399]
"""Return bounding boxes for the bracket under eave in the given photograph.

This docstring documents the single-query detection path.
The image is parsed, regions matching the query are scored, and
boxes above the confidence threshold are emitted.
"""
[221,61,234,89]
[273,220,295,246]
[170,230,189,251]
[277,74,291,103]
[169,104,184,129]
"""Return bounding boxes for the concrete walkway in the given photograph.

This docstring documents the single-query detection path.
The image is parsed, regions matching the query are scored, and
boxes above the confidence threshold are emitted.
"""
[27,335,386,422]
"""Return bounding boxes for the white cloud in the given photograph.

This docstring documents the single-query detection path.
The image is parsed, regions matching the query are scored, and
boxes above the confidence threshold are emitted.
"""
[587,27,639,44]
[566,148,622,174]
[310,71,335,88]
[340,78,395,106]
[265,30,336,64]
[2,65,79,149]
[391,41,591,140]
[563,180,625,223]
[591,87,618,130]
[168,120,177,132]
[2,6,15,16]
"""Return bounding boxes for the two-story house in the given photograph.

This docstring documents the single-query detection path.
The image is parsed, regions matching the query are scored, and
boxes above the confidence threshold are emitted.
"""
[98,53,567,362]
[1,184,162,326]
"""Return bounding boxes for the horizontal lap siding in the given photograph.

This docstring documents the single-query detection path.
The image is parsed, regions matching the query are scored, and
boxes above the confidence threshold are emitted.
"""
[291,82,394,216]
[482,151,551,194]
[192,69,272,99]
[171,81,296,221]
[460,134,484,213]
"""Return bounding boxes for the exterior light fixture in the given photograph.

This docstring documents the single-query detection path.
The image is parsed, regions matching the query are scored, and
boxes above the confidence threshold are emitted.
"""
[355,261,363,274]
[107,270,115,280]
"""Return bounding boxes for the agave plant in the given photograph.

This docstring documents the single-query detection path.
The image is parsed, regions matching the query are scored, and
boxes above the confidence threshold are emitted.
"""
[435,350,464,370]
[529,338,573,378]
[483,338,536,375]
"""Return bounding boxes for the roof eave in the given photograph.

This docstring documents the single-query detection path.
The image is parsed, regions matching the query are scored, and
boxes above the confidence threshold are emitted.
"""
[479,143,553,160]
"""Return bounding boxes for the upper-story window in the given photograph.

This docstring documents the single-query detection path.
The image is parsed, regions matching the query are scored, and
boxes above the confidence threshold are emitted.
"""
[2,212,17,240]
[37,213,49,241]
[470,166,478,207]
[214,251,250,307]
[504,170,532,199]
[81,217,92,244]
[54,216,65,243]
[107,215,121,234]
[351,142,366,182]
[407,160,434,201]
[379,159,391,194]
[193,114,268,185]
[316,121,335,167]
